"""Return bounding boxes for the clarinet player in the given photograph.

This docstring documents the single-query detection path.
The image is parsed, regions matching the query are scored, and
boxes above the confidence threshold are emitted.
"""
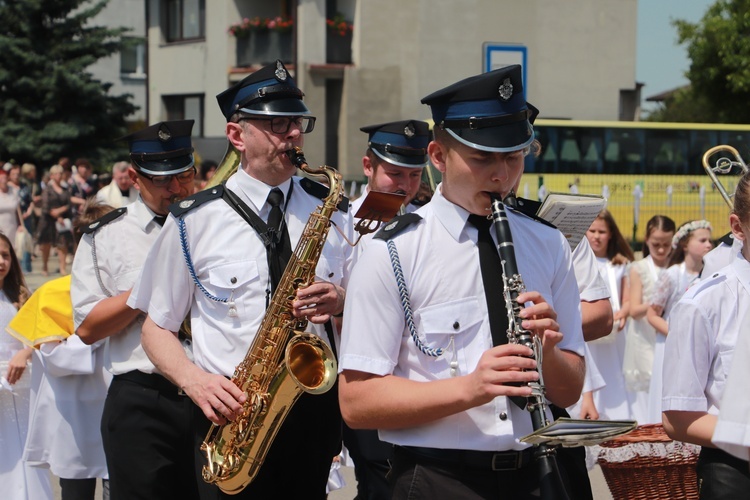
[338,65,585,499]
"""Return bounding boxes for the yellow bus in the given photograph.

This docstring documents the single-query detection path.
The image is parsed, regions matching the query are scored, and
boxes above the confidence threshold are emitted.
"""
[518,119,750,243]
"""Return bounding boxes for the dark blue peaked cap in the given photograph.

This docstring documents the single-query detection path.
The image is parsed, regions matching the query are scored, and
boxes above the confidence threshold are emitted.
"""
[216,60,311,121]
[421,65,538,152]
[360,120,430,168]
[125,119,195,176]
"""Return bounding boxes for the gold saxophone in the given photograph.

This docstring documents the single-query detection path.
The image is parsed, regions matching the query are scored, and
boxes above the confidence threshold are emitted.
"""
[201,147,342,494]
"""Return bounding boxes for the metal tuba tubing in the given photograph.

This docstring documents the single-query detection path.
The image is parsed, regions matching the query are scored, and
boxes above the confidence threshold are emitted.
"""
[702,144,749,209]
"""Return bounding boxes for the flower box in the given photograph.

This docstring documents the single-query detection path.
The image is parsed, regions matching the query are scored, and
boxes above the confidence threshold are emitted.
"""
[236,30,292,67]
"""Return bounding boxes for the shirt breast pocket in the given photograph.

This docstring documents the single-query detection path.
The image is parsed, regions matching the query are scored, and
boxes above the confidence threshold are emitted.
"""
[315,255,344,286]
[418,297,484,378]
[206,261,260,319]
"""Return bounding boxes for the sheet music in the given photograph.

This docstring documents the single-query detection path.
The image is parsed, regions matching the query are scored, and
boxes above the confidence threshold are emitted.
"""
[536,193,607,251]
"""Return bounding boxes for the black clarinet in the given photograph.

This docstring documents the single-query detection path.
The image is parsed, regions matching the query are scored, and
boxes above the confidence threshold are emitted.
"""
[489,192,570,500]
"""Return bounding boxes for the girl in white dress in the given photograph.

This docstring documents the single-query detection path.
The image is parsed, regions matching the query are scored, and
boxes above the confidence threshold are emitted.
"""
[585,209,636,420]
[623,215,675,424]
[0,233,53,499]
[663,173,750,498]
[647,220,713,425]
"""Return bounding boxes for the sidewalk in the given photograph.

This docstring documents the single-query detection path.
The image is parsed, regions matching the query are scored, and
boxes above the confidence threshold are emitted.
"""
[23,250,66,293]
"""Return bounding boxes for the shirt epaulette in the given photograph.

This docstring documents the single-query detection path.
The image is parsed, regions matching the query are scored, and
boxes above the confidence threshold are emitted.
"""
[506,198,557,230]
[374,213,423,240]
[169,184,225,217]
[81,207,127,234]
[718,231,734,247]
[299,177,350,213]
[690,270,728,298]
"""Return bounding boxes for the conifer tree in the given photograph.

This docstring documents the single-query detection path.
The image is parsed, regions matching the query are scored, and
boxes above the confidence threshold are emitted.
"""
[0,0,137,166]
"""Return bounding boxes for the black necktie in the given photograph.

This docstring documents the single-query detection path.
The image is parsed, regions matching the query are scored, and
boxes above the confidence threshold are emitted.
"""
[467,214,525,409]
[266,188,292,293]
[153,215,167,227]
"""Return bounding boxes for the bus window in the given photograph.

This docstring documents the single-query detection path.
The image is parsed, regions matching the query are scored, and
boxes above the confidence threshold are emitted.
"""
[604,129,644,174]
[646,129,688,175]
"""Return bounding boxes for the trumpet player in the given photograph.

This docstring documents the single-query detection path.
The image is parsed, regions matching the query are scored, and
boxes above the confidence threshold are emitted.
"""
[350,119,431,218]
[339,65,585,499]
[71,120,198,499]
[132,60,354,499]
[344,119,432,499]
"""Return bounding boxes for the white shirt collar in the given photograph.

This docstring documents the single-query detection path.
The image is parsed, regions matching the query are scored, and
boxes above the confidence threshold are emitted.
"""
[131,195,161,231]
[232,166,292,216]
[430,183,473,242]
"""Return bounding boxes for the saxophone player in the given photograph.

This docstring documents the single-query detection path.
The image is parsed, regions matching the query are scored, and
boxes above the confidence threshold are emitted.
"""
[338,65,585,500]
[132,60,354,499]
[71,120,199,499]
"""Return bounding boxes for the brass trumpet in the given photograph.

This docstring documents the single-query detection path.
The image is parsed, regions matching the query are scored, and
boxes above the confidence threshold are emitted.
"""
[702,144,749,209]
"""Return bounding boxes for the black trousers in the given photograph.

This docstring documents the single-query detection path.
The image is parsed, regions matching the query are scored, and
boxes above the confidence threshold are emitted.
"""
[697,447,750,500]
[59,478,109,500]
[390,446,544,499]
[342,425,393,500]
[101,372,199,500]
[194,381,342,500]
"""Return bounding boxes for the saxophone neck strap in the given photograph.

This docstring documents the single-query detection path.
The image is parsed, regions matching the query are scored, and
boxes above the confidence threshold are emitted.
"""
[221,183,294,248]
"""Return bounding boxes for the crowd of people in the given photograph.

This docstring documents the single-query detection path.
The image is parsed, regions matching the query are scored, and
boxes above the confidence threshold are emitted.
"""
[0,59,748,500]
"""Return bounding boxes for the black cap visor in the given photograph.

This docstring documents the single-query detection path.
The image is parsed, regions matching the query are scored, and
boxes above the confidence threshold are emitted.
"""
[446,119,535,153]
[238,97,311,117]
[132,154,195,176]
[371,144,427,168]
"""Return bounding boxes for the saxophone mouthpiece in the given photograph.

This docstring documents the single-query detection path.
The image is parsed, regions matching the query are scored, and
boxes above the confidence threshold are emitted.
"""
[285,147,307,169]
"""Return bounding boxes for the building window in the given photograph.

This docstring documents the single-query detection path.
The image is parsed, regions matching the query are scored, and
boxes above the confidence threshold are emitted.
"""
[120,38,145,76]
[164,0,205,42]
[163,94,204,137]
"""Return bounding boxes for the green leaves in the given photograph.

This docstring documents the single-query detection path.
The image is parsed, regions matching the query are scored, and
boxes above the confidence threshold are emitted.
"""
[654,0,750,123]
[0,0,136,166]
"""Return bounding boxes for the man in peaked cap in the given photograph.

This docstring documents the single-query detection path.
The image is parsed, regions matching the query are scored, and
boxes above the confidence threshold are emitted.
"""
[132,60,354,499]
[70,120,199,499]
[338,65,586,499]
[342,119,430,499]
[350,120,431,218]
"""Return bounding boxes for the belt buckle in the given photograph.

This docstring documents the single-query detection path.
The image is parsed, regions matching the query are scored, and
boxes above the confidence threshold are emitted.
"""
[491,451,522,471]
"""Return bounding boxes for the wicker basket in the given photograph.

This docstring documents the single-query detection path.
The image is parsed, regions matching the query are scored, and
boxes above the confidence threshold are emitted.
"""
[596,424,700,500]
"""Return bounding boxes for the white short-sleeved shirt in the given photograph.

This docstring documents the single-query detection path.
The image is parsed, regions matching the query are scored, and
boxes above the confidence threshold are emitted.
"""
[662,253,750,417]
[129,168,354,377]
[713,323,750,460]
[572,237,609,302]
[71,196,164,375]
[339,185,584,451]
[702,237,743,278]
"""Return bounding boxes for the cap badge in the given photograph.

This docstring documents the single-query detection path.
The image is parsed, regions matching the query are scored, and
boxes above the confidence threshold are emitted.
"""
[275,61,288,81]
[404,123,416,138]
[498,78,514,101]
[157,125,171,142]
[179,200,195,209]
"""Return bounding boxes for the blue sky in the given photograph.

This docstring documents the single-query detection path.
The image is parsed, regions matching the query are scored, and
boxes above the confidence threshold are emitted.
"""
[637,0,714,106]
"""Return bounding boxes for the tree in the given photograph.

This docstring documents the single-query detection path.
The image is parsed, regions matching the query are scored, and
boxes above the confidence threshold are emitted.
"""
[651,0,750,123]
[0,0,138,168]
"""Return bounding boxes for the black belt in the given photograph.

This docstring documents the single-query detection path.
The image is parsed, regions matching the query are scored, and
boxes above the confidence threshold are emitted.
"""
[114,370,187,397]
[399,445,534,471]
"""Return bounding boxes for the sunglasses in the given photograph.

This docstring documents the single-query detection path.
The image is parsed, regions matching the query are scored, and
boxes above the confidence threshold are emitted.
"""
[138,167,196,188]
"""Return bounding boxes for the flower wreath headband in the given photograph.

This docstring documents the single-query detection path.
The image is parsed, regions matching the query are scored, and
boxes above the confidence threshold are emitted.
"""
[672,220,712,249]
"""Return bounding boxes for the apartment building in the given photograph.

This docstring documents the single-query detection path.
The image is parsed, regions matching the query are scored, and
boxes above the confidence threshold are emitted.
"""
[144,0,638,180]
